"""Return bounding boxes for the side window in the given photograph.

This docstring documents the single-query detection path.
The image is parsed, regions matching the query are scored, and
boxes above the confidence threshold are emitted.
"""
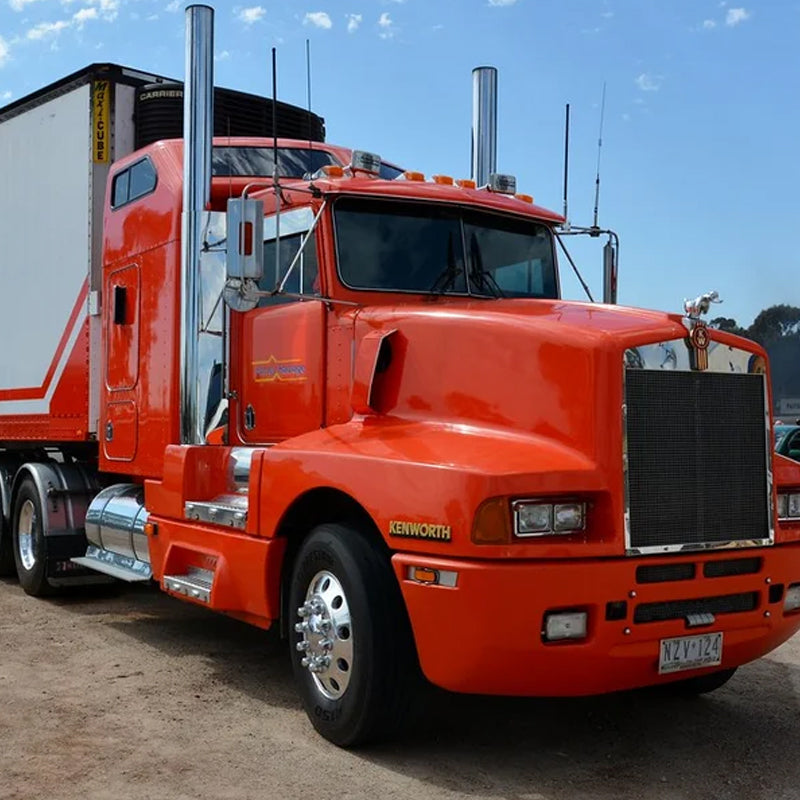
[258,232,319,307]
[111,158,157,209]
[112,171,130,208]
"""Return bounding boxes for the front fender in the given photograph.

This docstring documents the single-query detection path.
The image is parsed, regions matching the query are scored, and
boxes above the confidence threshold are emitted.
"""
[259,417,610,558]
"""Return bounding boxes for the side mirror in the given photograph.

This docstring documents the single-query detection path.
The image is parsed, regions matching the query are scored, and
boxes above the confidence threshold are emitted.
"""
[226,197,264,281]
[602,239,617,305]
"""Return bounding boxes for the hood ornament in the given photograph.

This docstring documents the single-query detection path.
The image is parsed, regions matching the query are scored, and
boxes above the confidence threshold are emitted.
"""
[682,290,721,371]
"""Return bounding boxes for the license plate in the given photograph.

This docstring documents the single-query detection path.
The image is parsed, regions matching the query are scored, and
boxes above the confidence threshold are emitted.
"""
[658,632,723,674]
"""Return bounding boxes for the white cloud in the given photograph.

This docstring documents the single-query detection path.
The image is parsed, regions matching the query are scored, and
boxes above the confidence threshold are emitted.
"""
[146,13,158,21]
[166,0,180,10]
[635,72,662,91]
[702,19,717,29]
[238,6,265,24]
[346,13,361,33]
[215,49,230,61]
[304,11,332,29]
[378,11,395,37]
[59,0,118,21]
[725,7,750,25]
[10,0,43,10]
[73,7,98,27]
[601,10,614,18]
[27,19,70,40]
[0,37,8,67]
[488,0,517,5]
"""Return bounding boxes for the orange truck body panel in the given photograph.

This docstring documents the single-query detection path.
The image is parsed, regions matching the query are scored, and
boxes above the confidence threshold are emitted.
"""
[2,63,798,706]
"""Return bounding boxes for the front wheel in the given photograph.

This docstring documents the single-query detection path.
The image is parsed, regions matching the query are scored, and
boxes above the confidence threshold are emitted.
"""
[12,477,54,597]
[288,523,420,747]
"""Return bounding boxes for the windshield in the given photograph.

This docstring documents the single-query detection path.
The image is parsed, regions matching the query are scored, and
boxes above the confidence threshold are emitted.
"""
[334,197,558,298]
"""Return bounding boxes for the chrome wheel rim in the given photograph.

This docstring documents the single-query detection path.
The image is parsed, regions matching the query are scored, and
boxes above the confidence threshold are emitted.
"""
[295,570,353,700]
[17,499,37,572]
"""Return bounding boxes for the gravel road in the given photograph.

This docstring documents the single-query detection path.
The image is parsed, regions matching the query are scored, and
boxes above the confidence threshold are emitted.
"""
[1,577,798,800]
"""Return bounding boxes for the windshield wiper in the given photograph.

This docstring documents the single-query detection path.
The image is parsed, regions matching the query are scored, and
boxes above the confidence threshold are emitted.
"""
[429,233,463,294]
[468,234,504,298]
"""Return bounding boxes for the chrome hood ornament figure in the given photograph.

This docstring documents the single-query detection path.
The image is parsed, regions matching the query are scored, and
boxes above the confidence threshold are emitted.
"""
[682,290,721,371]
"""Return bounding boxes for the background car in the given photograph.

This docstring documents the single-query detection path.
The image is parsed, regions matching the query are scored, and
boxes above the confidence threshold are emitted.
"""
[775,423,800,461]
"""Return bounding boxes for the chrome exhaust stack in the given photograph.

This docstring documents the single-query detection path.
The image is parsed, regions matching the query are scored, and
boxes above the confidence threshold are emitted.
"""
[180,4,214,444]
[471,66,498,188]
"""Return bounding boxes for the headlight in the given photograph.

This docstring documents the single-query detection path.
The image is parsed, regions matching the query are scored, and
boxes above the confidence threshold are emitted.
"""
[512,499,586,537]
[778,492,800,521]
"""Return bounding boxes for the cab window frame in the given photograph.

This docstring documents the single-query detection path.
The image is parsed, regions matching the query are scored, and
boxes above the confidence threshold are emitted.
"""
[110,156,158,210]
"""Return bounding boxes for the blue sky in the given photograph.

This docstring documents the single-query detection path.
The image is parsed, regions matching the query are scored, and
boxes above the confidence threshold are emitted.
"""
[0,0,797,327]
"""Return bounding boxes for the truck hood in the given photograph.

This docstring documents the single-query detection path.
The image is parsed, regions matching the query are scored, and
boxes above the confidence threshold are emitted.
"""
[351,297,736,466]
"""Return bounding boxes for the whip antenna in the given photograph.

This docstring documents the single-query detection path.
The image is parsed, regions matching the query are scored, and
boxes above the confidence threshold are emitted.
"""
[592,82,606,230]
[306,38,313,170]
[271,47,280,286]
[562,103,570,223]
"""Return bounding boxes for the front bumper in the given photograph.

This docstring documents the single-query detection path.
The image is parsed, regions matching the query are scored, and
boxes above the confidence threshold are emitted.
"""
[393,544,800,695]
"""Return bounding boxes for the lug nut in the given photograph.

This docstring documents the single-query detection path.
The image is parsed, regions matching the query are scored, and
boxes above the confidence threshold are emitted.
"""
[320,638,334,651]
[297,604,312,618]
[301,657,311,668]
[296,641,310,652]
[294,622,308,633]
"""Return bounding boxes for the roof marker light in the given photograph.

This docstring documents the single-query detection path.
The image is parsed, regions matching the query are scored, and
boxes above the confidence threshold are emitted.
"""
[515,192,534,204]
[402,170,426,182]
[350,150,382,175]
[488,173,517,194]
[311,164,345,179]
[456,178,476,189]
[433,174,454,185]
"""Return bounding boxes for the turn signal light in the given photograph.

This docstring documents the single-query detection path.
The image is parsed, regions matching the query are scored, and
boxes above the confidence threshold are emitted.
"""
[471,497,512,544]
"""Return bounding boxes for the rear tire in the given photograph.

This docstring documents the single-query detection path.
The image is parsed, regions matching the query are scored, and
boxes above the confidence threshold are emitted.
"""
[12,477,54,597]
[663,667,737,696]
[288,523,420,747]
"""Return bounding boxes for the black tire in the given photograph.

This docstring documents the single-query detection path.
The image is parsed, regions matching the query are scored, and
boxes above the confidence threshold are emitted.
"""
[11,477,54,597]
[662,667,737,696]
[0,515,16,577]
[288,523,420,747]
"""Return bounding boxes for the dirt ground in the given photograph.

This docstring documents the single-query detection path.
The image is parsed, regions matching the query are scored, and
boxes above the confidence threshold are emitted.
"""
[1,577,799,800]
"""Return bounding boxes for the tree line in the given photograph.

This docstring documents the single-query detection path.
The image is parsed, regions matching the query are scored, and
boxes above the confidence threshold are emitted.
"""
[710,305,800,400]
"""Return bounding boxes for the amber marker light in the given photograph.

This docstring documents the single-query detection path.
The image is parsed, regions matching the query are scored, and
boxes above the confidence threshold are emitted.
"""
[432,174,454,185]
[471,497,512,544]
[403,170,426,182]
[456,178,476,189]
[515,193,534,203]
[321,164,345,178]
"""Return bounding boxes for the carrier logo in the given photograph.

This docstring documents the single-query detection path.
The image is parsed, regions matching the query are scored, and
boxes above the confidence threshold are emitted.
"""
[688,321,710,371]
[388,520,452,542]
[253,356,307,383]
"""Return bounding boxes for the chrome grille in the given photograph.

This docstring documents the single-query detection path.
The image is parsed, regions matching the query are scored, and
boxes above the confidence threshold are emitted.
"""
[625,369,769,552]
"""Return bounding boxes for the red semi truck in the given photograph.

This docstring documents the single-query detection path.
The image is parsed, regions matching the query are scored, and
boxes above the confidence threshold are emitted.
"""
[1,4,799,746]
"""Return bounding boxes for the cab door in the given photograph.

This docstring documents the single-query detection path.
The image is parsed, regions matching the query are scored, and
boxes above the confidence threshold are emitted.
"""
[236,226,326,443]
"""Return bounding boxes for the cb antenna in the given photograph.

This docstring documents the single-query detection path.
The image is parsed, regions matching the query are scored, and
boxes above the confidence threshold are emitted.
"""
[562,103,570,224]
[592,81,606,231]
[271,46,281,287]
[306,38,313,171]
